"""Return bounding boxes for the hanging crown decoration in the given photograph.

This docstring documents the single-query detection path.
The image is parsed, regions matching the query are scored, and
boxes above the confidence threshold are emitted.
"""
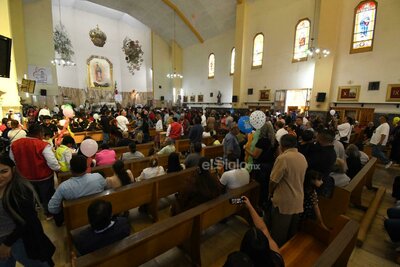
[89,25,107,47]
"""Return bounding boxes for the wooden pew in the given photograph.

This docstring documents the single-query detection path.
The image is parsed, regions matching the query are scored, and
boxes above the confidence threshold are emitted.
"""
[319,157,377,228]
[112,142,155,159]
[72,131,104,144]
[64,168,198,254]
[281,215,359,267]
[57,154,169,185]
[74,181,260,267]
[201,144,223,159]
[175,139,190,154]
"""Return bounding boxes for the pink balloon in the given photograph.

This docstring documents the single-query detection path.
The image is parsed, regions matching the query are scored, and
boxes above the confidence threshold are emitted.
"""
[80,139,98,157]
[63,108,74,118]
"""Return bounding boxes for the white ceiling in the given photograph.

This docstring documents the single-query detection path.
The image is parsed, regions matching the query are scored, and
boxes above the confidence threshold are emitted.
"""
[84,0,238,47]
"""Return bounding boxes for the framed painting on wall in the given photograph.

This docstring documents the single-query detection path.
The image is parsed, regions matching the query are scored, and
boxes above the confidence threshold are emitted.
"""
[183,96,188,103]
[337,86,360,101]
[190,95,195,102]
[198,95,204,102]
[259,89,270,101]
[386,84,400,102]
[87,55,113,89]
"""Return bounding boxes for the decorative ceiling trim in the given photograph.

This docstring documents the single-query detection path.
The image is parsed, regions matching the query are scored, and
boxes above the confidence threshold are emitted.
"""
[162,0,204,44]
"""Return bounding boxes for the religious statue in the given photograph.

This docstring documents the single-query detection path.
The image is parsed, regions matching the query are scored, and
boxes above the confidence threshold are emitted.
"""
[217,91,222,105]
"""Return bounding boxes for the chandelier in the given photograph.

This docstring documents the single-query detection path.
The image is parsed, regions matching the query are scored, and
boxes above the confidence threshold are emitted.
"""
[166,11,183,79]
[306,0,330,60]
[51,0,76,67]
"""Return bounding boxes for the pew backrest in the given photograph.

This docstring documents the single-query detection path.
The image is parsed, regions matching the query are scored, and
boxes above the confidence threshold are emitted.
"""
[74,181,259,267]
[201,144,223,159]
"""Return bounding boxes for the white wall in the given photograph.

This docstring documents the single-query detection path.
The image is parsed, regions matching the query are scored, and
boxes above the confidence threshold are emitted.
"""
[52,1,151,93]
[330,0,400,113]
[182,30,235,105]
[243,0,316,103]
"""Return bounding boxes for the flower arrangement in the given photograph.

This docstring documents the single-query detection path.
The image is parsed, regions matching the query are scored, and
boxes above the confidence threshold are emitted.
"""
[53,23,74,61]
[122,37,144,75]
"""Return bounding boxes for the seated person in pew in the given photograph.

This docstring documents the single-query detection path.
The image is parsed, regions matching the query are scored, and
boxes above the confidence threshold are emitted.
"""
[384,206,400,264]
[106,160,134,189]
[233,196,283,267]
[73,199,130,256]
[219,154,250,190]
[157,138,176,156]
[329,158,351,187]
[345,144,363,179]
[356,143,370,166]
[136,156,165,182]
[48,155,106,226]
[301,170,329,231]
[95,144,116,166]
[166,152,185,173]
[55,135,76,172]
[184,142,202,168]
[121,142,145,161]
[116,131,134,147]
[171,157,223,215]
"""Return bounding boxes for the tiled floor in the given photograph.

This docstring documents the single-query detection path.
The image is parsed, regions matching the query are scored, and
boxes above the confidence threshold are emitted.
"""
[28,164,400,267]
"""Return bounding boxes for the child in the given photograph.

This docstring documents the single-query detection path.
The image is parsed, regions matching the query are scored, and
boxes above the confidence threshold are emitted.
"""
[56,135,76,172]
[301,170,329,230]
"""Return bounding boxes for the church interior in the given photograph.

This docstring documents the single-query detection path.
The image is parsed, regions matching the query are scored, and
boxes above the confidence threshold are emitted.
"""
[1,0,400,266]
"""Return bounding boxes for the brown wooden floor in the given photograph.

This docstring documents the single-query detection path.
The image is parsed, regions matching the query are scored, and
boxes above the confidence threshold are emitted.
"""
[23,164,400,267]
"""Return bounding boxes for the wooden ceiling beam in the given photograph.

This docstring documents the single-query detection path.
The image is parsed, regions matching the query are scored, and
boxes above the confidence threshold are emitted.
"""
[162,0,204,43]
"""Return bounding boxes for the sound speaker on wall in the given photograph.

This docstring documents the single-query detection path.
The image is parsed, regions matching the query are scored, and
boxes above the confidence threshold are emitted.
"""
[160,96,164,101]
[316,92,326,102]
[232,95,238,103]
[40,89,47,96]
[0,35,12,78]
[368,81,380,90]
[248,88,253,95]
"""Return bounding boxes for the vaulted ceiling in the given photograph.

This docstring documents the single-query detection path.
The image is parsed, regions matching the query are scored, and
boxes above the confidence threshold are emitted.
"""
[87,0,239,47]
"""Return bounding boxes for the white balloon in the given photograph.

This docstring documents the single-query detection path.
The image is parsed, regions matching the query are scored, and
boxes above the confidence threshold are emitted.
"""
[80,139,98,158]
[330,109,336,116]
[93,113,99,120]
[249,111,266,130]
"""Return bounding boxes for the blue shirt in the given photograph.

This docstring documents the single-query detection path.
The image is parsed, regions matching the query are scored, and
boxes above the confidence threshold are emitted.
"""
[223,132,240,159]
[48,173,106,214]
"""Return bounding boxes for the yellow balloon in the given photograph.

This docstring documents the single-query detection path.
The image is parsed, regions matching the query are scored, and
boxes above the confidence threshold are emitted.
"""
[393,117,400,126]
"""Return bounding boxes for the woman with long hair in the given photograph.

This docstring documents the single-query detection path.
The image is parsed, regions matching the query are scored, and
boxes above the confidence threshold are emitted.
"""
[171,157,222,215]
[106,160,134,189]
[0,154,55,266]
[167,152,184,173]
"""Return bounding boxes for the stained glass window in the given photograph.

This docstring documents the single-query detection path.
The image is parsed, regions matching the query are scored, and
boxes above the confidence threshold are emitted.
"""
[293,19,310,62]
[230,48,235,75]
[351,0,377,53]
[252,33,264,68]
[208,53,215,78]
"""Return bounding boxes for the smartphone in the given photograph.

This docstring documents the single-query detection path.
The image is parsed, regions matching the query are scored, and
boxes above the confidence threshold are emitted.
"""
[229,197,244,205]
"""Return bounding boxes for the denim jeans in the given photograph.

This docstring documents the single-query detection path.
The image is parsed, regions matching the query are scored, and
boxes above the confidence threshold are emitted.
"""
[371,144,390,164]
[0,239,49,267]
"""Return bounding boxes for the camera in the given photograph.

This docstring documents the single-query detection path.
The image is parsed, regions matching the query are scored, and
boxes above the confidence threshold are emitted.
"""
[229,197,244,205]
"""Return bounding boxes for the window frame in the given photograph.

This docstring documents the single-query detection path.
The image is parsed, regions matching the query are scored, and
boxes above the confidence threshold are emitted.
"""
[208,53,215,79]
[292,18,311,63]
[251,32,264,69]
[350,0,378,54]
[230,47,235,75]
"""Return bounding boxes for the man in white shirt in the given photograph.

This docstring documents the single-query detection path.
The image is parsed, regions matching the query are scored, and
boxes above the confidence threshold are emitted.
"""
[116,110,130,132]
[275,121,288,145]
[220,154,250,189]
[370,116,392,168]
[201,112,207,128]
[38,106,51,121]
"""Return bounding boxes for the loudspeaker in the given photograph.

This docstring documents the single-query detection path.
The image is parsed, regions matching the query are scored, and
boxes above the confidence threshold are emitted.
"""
[0,35,12,78]
[248,88,253,95]
[232,95,238,103]
[368,81,380,90]
[210,93,213,97]
[160,96,164,101]
[40,89,47,96]
[316,92,326,102]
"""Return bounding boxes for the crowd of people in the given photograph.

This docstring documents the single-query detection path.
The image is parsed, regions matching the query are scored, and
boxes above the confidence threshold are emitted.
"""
[0,103,399,266]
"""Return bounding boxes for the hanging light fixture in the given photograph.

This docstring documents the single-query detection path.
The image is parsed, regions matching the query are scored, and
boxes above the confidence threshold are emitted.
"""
[166,11,183,79]
[51,0,76,67]
[306,0,330,60]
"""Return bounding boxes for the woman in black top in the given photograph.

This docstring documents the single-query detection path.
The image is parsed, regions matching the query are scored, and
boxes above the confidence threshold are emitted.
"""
[167,152,183,173]
[0,154,55,266]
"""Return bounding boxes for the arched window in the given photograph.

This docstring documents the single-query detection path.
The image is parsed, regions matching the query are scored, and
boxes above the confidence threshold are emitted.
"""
[230,47,235,75]
[351,0,377,54]
[252,33,264,68]
[293,19,311,62]
[208,53,215,78]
